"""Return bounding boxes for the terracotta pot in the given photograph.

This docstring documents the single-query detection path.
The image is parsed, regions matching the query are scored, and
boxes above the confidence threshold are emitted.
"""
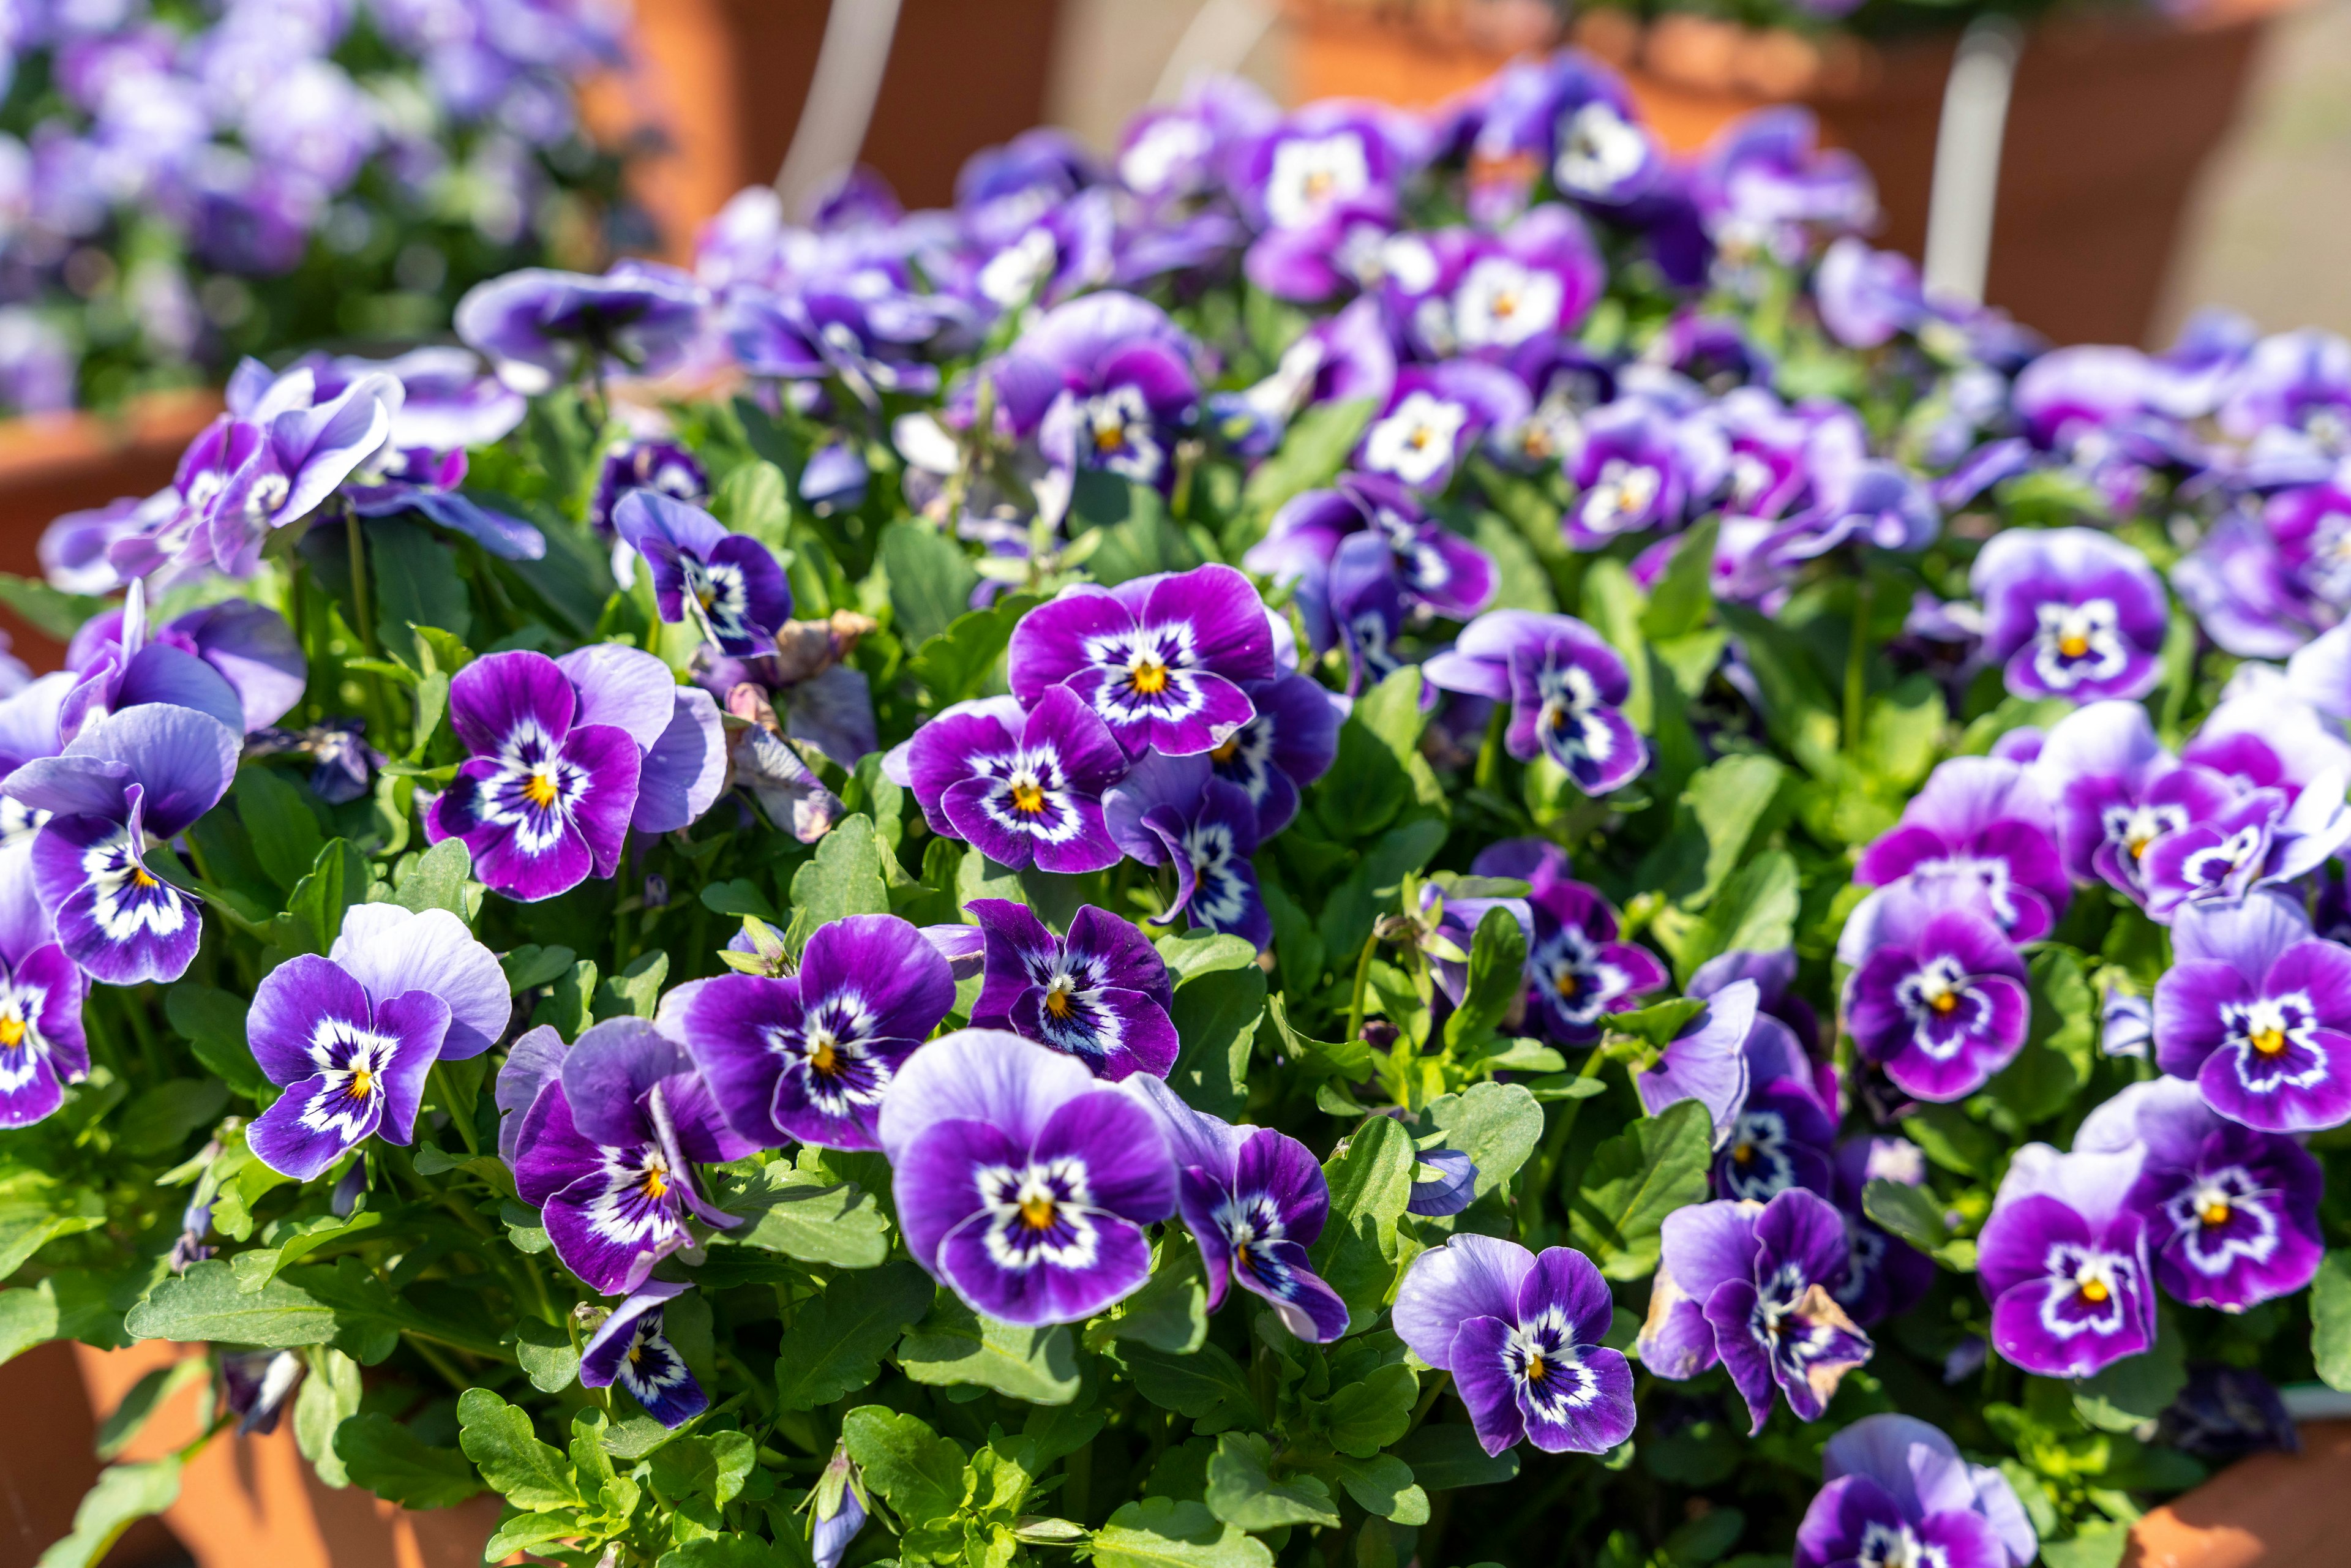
[607,0,1068,263]
[0,1335,498,1568]
[2124,1419,2351,1567]
[1286,0,2298,348]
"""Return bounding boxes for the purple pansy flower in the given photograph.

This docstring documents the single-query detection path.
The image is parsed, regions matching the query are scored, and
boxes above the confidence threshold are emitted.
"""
[1523,877,1667,1043]
[2036,700,2235,907]
[1562,398,1685,548]
[1107,758,1275,950]
[1634,980,1760,1144]
[580,1281,708,1428]
[1425,610,1648,795]
[1691,947,1823,1059]
[2153,892,2351,1132]
[1813,238,1924,350]
[1415,206,1605,359]
[1245,473,1498,653]
[589,436,708,537]
[1409,1148,1480,1217]
[809,1446,871,1568]
[1207,674,1342,842]
[1977,1142,2154,1378]
[1637,1188,1873,1433]
[1794,1415,2039,1568]
[1850,757,2067,944]
[454,263,705,396]
[901,689,1127,874]
[7,703,240,985]
[1971,527,2169,703]
[1393,1235,1636,1458]
[423,651,643,902]
[0,844,88,1128]
[1239,102,1419,235]
[1842,883,2030,1103]
[2075,1078,2323,1312]
[1830,1138,1937,1329]
[614,490,792,657]
[672,913,955,1150]
[876,1029,1177,1327]
[968,900,1177,1082]
[505,1018,751,1296]
[1357,361,1530,493]
[244,949,452,1180]
[1008,563,1275,759]
[59,581,248,743]
[203,370,404,577]
[1131,1075,1349,1341]
[1716,1077,1837,1204]
[326,902,512,1062]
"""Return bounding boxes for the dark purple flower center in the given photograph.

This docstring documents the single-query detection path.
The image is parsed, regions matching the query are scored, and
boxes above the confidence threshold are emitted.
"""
[1891,955,1995,1059]
[768,992,892,1116]
[2037,1242,2136,1340]
[975,1156,1101,1270]
[2218,992,2331,1093]
[1502,1307,1603,1422]
[1719,1107,1800,1201]
[2161,1166,2284,1280]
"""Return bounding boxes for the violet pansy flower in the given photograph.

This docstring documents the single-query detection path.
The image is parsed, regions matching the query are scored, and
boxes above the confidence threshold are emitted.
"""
[1841,883,2030,1103]
[1562,399,1685,547]
[1108,759,1275,950]
[968,900,1177,1082]
[1524,876,1667,1044]
[2075,1078,2322,1312]
[455,263,705,396]
[877,1029,1177,1327]
[1971,526,2169,703]
[59,580,248,743]
[1424,610,1648,795]
[423,650,643,902]
[244,950,451,1180]
[1393,1235,1635,1458]
[2153,892,2351,1132]
[1977,1142,2154,1378]
[901,689,1126,874]
[1207,674,1342,842]
[590,437,708,537]
[1245,473,1497,654]
[580,1281,708,1428]
[207,370,405,577]
[1850,756,2067,943]
[1357,361,1530,493]
[613,490,792,657]
[7,703,240,985]
[1715,1076,1837,1204]
[1131,1075,1349,1342]
[322,903,511,1061]
[1794,1415,2039,1568]
[506,1018,751,1296]
[673,912,955,1151]
[1633,980,1760,1145]
[0,843,88,1128]
[2035,700,2233,908]
[1637,1188,1873,1433]
[1008,563,1275,759]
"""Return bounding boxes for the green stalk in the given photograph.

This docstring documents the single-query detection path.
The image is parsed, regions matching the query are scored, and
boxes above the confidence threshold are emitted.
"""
[1843,572,1873,758]
[1342,929,1381,1046]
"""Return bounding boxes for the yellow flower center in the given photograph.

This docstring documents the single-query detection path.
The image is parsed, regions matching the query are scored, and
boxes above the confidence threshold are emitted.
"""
[2252,1027,2288,1056]
[1130,658,1169,695]
[1093,422,1127,454]
[1491,292,1517,318]
[1930,990,1959,1015]
[1019,1193,1057,1230]
[1010,779,1046,814]
[345,1065,373,1101]
[1731,1142,1756,1166]
[810,1035,839,1075]
[2079,1277,2110,1305]
[0,1016,24,1049]
[642,1163,670,1200]
[130,865,157,889]
[523,768,559,808]
[1211,735,1241,763]
[2058,634,2091,659]
[2202,1199,2233,1227]
[1554,971,1578,997]
[1044,982,1074,1019]
[1523,1353,1547,1383]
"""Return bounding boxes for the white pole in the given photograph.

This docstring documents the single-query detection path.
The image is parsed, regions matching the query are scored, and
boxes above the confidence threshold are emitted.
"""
[1921,15,2025,306]
[774,0,907,219]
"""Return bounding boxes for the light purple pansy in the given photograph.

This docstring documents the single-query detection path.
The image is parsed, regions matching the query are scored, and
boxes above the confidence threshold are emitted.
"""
[422,650,644,902]
[900,689,1126,874]
[1971,527,2169,703]
[1977,1142,2155,1378]
[1841,882,2030,1103]
[1106,758,1275,950]
[1850,756,2067,944]
[2034,700,2235,908]
[308,346,528,454]
[505,1018,752,1296]
[1524,876,1667,1044]
[1634,980,1760,1146]
[59,581,248,743]
[244,950,452,1180]
[1008,563,1275,759]
[1562,398,1685,549]
[1637,1188,1873,1434]
[0,843,88,1128]
[454,262,706,396]
[1357,361,1530,493]
[1130,1075,1349,1342]
[580,1281,709,1428]
[613,490,792,658]
[671,912,955,1151]
[1393,1235,1635,1458]
[876,1029,1178,1327]
[1207,673,1343,842]
[1812,238,1924,350]
[2153,892,2351,1132]
[1410,206,1606,360]
[1794,1415,2038,1568]
[1245,473,1497,654]
[968,900,1177,1082]
[326,903,511,1062]
[1424,610,1649,796]
[2075,1078,2323,1313]
[7,703,240,985]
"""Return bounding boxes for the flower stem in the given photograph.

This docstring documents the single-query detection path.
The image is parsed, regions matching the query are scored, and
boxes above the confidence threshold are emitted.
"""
[1343,929,1380,1045]
[345,508,375,657]
[1843,571,1873,758]
[433,1064,481,1156]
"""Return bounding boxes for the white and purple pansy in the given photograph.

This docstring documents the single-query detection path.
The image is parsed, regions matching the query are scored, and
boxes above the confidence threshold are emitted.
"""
[2153,892,2351,1132]
[1638,1189,1873,1434]
[1424,610,1648,796]
[1395,1234,1636,1458]
[503,1018,753,1296]
[1131,1075,1349,1342]
[1244,473,1498,654]
[2035,700,2237,907]
[6,702,241,986]
[1008,563,1276,759]
[1976,1142,2155,1378]
[1971,526,2169,703]
[1848,756,2069,944]
[1634,980,1760,1146]
[1715,1078,1837,1204]
[1523,876,1667,1043]
[1562,398,1684,547]
[0,843,88,1128]
[1107,757,1275,950]
[1357,361,1530,492]
[877,1030,1178,1327]
[613,489,793,657]
[899,688,1127,874]
[1840,882,2030,1103]
[244,948,451,1180]
[1205,673,1343,842]
[60,580,275,743]
[579,1281,709,1430]
[968,900,1177,1082]
[1794,1415,2039,1568]
[671,912,956,1151]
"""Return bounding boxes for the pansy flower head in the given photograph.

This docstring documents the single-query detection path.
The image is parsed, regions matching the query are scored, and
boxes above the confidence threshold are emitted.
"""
[1357,361,1531,493]
[1633,979,1760,1144]
[613,489,792,658]
[1715,1072,1837,1204]
[900,690,1126,874]
[0,842,87,1128]
[1795,1415,2039,1568]
[1850,756,2067,943]
[245,949,451,1180]
[206,370,405,577]
[1245,472,1497,653]
[673,912,956,1150]
[589,436,708,536]
[1106,758,1275,950]
[1523,876,1666,1043]
[455,262,706,396]
[1692,107,1876,263]
[1841,881,2030,1103]
[580,1280,708,1429]
[2153,891,2351,1132]
[1394,1234,1635,1457]
[1562,398,1685,548]
[1637,1188,1873,1433]
[1424,609,1647,795]
[1008,563,1275,759]
[2075,1077,2322,1312]
[2034,699,2235,906]
[1425,206,1606,359]
[61,580,263,743]
[877,1029,1178,1327]
[1971,526,2169,703]
[969,900,1176,1082]
[1239,100,1419,234]
[1131,1075,1348,1341]
[1207,673,1341,842]
[1977,1142,2155,1378]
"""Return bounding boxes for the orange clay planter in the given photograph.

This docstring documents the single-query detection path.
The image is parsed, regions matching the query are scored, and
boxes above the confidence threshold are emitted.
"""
[1286,0,2302,348]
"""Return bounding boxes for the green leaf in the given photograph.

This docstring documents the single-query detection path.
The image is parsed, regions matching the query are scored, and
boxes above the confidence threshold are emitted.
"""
[1988,947,2096,1125]
[700,879,779,920]
[1570,1100,1714,1280]
[1166,964,1265,1121]
[2314,1249,2351,1391]
[1120,1342,1258,1432]
[881,521,980,647]
[1597,997,1706,1052]
[274,838,370,955]
[1154,929,1260,987]
[164,983,270,1098]
[594,950,670,1021]
[1679,754,1789,906]
[1445,907,1529,1051]
[0,1176,104,1275]
[456,1387,581,1512]
[648,1431,759,1507]
[373,517,472,645]
[336,1414,484,1509]
[1655,850,1799,984]
[394,839,473,917]
[124,1258,337,1346]
[2075,1311,2186,1433]
[1317,816,1449,962]
[2039,1524,2130,1568]
[1332,1453,1427,1524]
[658,1537,791,1568]
[0,573,108,642]
[907,594,1038,708]
[1094,1496,1277,1568]
[841,1405,967,1527]
[1639,517,1717,640]
[712,1162,890,1268]
[114,1078,230,1158]
[897,1294,1082,1405]
[1309,1116,1415,1329]
[1389,1425,1520,1491]
[35,1458,181,1568]
[713,459,792,555]
[1239,399,1375,521]
[1205,1432,1341,1530]
[513,1316,581,1394]
[1264,994,1371,1081]
[233,765,324,892]
[786,814,890,947]
[1072,474,1207,586]
[1317,1362,1418,1457]
[1425,1082,1543,1200]
[1094,1248,1210,1355]
[0,1281,59,1364]
[1861,1180,1948,1253]
[500,943,577,994]
[774,1260,935,1411]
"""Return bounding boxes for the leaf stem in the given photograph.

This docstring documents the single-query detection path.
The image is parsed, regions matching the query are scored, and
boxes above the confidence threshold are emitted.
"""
[1843,571,1873,758]
[1343,929,1380,1046]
